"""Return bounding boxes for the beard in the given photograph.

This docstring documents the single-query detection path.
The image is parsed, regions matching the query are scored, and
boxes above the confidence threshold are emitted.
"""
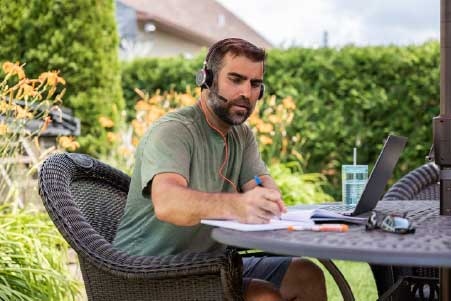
[208,89,252,126]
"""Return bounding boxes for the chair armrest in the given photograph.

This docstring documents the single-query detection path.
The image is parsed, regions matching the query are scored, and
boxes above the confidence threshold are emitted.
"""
[74,239,242,280]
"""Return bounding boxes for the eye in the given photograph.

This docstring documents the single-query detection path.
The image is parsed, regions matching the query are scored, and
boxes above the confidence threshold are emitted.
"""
[251,82,261,88]
[229,77,241,84]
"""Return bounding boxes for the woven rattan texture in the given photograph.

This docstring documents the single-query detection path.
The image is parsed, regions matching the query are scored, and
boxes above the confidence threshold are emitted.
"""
[39,153,243,301]
[383,162,439,201]
[377,163,440,299]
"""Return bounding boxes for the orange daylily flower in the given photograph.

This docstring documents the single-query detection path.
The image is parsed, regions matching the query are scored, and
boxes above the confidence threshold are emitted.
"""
[268,114,281,124]
[257,123,274,133]
[98,116,114,128]
[132,120,147,137]
[135,100,152,111]
[15,106,33,119]
[107,132,119,143]
[40,116,52,133]
[259,135,273,145]
[282,96,296,110]
[2,61,25,79]
[179,94,196,106]
[58,136,80,151]
[118,146,133,157]
[0,122,8,135]
[39,71,66,86]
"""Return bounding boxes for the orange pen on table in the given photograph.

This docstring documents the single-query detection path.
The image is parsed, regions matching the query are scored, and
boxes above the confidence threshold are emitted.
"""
[287,224,349,232]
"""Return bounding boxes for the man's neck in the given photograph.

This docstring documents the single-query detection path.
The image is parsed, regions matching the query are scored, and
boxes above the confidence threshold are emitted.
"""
[198,96,230,136]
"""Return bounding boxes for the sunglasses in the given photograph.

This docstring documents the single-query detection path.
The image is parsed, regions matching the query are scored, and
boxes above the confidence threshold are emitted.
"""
[366,211,415,234]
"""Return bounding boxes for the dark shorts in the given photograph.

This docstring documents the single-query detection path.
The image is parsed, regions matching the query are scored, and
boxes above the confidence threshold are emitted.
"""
[242,256,292,293]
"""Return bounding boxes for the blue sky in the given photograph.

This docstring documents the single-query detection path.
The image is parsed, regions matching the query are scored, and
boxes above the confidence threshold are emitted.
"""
[217,0,440,47]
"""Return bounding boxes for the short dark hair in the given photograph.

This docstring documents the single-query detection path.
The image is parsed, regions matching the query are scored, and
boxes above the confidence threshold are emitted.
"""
[205,38,266,84]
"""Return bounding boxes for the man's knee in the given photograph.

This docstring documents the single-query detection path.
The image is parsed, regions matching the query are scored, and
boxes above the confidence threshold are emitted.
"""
[280,258,327,300]
[244,279,283,301]
[291,258,325,283]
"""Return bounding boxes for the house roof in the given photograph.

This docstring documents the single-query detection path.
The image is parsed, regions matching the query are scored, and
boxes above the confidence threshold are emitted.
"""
[118,0,273,49]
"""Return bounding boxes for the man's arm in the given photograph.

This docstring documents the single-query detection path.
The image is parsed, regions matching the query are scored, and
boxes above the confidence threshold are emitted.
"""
[151,173,284,226]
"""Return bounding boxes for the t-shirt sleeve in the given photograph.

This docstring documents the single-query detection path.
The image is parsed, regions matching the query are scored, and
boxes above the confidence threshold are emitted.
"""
[238,125,269,188]
[139,121,192,196]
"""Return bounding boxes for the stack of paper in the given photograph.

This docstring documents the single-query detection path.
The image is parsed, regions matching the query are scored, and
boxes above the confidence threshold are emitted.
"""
[201,218,314,232]
[201,208,366,231]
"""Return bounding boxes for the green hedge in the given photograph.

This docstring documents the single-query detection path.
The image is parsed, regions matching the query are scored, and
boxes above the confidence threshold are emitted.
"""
[121,42,440,196]
[264,42,439,194]
[121,54,204,119]
[0,0,124,155]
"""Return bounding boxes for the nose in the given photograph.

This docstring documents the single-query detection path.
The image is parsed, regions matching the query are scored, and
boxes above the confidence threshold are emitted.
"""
[239,81,252,99]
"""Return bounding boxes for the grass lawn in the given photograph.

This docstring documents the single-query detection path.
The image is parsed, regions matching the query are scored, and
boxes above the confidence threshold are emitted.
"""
[312,258,378,300]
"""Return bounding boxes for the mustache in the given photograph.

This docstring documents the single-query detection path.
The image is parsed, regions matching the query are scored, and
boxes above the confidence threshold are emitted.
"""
[230,97,251,109]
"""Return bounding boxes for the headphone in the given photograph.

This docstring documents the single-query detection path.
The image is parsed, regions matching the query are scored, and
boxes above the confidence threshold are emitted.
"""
[195,38,265,100]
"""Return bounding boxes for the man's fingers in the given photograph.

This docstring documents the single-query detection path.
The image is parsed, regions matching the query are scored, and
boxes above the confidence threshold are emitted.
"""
[261,189,282,202]
[277,200,287,213]
[243,214,271,224]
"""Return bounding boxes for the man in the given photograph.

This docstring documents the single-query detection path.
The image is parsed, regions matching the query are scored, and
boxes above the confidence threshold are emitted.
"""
[113,38,326,301]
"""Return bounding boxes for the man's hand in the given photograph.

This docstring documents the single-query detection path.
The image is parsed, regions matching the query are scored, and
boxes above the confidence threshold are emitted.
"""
[233,187,287,224]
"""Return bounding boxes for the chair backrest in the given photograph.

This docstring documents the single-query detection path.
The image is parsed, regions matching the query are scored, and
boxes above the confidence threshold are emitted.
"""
[383,162,439,201]
[39,153,131,247]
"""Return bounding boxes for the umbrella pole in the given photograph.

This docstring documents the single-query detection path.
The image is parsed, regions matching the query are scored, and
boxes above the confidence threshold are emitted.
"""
[434,0,451,216]
[436,1,451,300]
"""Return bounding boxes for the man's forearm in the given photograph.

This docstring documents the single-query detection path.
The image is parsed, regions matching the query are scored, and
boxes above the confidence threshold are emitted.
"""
[152,180,241,226]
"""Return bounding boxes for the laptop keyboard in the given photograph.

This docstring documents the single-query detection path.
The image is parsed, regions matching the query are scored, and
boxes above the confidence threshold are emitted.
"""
[323,204,356,212]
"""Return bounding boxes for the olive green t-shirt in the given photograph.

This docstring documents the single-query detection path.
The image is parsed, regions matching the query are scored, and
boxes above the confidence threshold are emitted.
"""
[113,104,269,256]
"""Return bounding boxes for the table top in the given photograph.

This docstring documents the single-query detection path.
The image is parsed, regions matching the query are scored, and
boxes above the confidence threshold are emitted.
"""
[212,200,451,267]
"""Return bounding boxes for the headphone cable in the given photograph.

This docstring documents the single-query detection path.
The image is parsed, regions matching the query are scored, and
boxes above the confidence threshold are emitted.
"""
[199,98,239,193]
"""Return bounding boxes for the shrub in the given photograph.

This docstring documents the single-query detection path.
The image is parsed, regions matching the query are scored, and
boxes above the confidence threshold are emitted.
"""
[0,62,82,300]
[263,42,439,196]
[0,0,124,156]
[0,204,81,301]
[0,61,78,204]
[269,161,333,205]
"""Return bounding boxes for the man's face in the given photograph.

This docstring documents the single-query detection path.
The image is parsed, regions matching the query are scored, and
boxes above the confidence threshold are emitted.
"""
[208,53,264,126]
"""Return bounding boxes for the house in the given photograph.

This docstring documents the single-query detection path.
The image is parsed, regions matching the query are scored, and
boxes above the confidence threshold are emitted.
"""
[116,0,272,59]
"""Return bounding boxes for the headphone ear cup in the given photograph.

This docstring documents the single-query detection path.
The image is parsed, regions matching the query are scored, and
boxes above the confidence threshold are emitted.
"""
[258,83,265,100]
[196,69,207,88]
[204,69,213,88]
[195,68,214,89]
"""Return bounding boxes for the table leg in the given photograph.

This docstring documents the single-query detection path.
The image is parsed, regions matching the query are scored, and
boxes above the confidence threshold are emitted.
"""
[440,268,451,301]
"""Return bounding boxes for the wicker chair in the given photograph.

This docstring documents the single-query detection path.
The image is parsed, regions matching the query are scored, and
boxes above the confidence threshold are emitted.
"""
[371,162,440,301]
[38,153,243,301]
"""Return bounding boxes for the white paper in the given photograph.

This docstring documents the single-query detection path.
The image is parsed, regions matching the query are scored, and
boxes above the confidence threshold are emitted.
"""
[202,207,366,231]
[201,218,314,232]
[280,209,315,221]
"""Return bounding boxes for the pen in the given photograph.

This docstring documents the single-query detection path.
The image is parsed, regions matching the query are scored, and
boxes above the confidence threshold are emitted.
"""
[254,175,283,220]
[254,175,263,187]
[287,224,349,232]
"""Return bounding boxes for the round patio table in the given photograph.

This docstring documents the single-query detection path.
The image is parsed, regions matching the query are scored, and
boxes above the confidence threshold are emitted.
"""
[212,201,451,300]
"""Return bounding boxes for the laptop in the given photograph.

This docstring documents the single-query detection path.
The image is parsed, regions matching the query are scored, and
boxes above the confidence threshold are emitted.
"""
[295,135,407,217]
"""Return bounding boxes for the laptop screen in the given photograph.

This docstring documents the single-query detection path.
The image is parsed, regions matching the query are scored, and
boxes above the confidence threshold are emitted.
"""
[353,135,408,216]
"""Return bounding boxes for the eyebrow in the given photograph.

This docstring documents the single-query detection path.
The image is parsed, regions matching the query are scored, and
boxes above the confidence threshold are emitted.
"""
[227,72,263,84]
